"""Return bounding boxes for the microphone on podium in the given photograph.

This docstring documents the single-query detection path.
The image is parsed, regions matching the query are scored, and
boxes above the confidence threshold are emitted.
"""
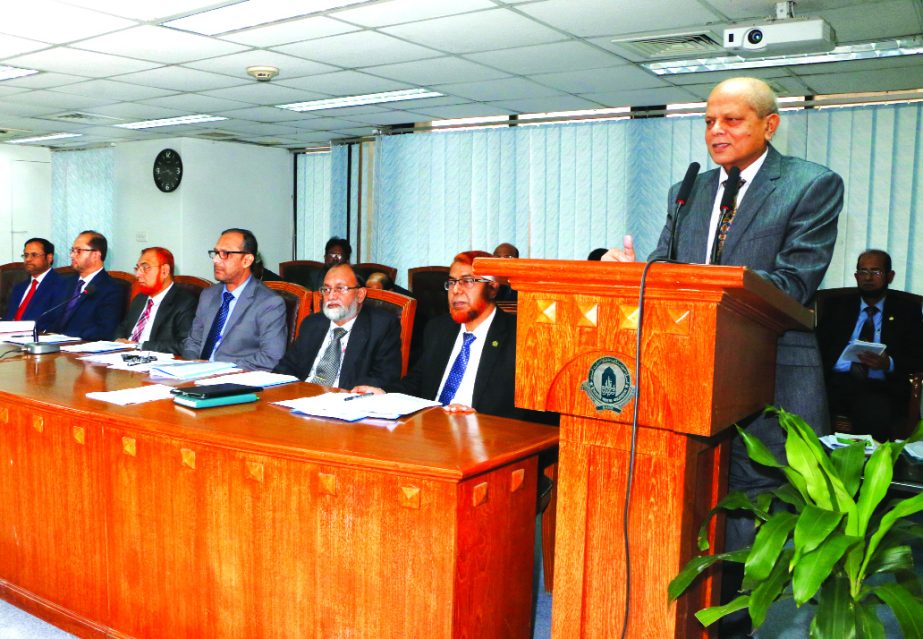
[666,162,700,262]
[720,165,742,213]
[22,283,97,355]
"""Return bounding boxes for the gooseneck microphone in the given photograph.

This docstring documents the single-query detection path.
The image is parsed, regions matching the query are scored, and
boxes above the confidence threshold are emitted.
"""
[720,165,742,213]
[666,162,701,262]
[23,283,96,354]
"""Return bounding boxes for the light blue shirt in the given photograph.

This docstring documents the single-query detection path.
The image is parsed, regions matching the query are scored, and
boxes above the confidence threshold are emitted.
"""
[833,297,893,379]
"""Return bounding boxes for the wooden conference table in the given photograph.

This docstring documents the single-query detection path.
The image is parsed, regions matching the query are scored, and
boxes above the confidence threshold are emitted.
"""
[0,352,558,639]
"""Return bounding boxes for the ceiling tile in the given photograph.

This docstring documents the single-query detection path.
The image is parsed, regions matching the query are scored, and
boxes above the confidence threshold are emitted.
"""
[80,102,187,120]
[367,57,509,85]
[2,89,115,109]
[7,47,161,77]
[184,50,337,80]
[1,1,137,44]
[200,83,328,106]
[531,66,667,93]
[821,0,923,42]
[465,41,626,75]
[438,77,565,101]
[274,31,442,68]
[331,0,495,27]
[277,70,410,95]
[0,72,87,90]
[218,16,359,48]
[411,103,517,119]
[517,0,722,39]
[0,85,29,98]
[328,126,376,136]
[216,121,301,136]
[798,67,923,94]
[213,106,320,122]
[381,9,566,54]
[581,86,705,107]
[0,34,49,59]
[289,117,369,131]
[52,79,176,101]
[59,0,227,22]
[336,110,434,125]
[488,95,606,113]
[117,66,246,92]
[140,93,253,113]
[790,54,923,77]
[74,26,249,65]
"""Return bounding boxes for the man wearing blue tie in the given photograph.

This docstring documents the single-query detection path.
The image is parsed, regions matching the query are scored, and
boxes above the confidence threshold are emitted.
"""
[56,231,126,340]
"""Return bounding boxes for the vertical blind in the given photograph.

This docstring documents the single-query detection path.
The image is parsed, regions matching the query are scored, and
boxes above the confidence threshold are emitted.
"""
[51,147,115,267]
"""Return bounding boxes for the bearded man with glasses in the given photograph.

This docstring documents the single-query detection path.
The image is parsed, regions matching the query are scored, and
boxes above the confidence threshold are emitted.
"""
[182,228,286,371]
[817,248,923,440]
[273,263,401,388]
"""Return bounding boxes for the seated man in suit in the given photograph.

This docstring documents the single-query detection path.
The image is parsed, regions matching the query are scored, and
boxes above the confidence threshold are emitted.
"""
[817,249,923,440]
[182,228,287,371]
[3,237,70,332]
[492,242,519,302]
[114,247,197,355]
[365,271,413,298]
[355,250,523,419]
[274,264,401,388]
[56,230,126,340]
[307,236,352,290]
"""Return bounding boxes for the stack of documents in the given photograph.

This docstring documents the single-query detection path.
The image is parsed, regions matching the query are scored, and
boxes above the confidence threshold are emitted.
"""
[62,341,136,353]
[149,361,239,380]
[0,320,35,340]
[275,392,441,422]
[195,371,298,387]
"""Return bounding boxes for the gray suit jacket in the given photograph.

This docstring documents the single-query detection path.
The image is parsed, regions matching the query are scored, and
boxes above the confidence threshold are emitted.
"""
[652,145,844,452]
[182,277,287,372]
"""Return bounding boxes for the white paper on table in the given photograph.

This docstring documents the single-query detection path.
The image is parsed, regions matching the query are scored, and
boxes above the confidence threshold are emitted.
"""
[148,361,239,380]
[0,320,35,336]
[275,392,440,422]
[86,384,176,406]
[3,333,80,345]
[195,371,298,388]
[904,441,923,462]
[62,341,135,353]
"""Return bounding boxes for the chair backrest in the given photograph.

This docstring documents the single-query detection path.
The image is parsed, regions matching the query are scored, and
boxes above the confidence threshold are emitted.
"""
[408,266,450,320]
[55,266,76,276]
[173,275,212,302]
[353,262,397,284]
[0,263,29,318]
[814,287,923,327]
[496,300,518,315]
[363,288,417,376]
[108,270,136,316]
[264,280,313,344]
[279,260,325,290]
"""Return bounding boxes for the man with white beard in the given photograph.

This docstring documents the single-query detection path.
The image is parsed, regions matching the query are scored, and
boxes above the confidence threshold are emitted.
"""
[273,263,402,388]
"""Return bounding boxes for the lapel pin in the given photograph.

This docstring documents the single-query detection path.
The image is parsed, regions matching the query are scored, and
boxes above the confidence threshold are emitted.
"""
[491,340,499,347]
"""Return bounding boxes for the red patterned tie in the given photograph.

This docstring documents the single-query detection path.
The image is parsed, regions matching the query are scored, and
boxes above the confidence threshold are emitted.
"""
[130,298,154,342]
[14,279,38,321]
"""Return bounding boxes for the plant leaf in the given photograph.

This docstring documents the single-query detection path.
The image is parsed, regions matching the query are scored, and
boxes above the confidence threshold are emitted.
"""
[736,424,785,467]
[696,491,766,551]
[782,416,835,510]
[866,544,913,576]
[854,601,886,639]
[870,582,923,638]
[810,573,856,639]
[906,420,923,443]
[694,595,750,627]
[860,491,923,583]
[792,533,859,605]
[744,511,797,583]
[854,443,896,537]
[830,442,865,498]
[749,548,793,629]
[668,548,750,600]
[773,483,806,511]
[793,504,843,562]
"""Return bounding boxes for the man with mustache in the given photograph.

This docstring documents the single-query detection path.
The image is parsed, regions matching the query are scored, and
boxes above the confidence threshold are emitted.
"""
[274,263,401,388]
[115,246,196,354]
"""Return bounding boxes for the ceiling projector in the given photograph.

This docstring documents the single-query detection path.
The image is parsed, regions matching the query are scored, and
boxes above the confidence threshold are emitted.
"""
[724,17,836,56]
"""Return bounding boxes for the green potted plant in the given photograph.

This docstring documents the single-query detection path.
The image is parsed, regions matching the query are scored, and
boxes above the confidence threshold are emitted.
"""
[669,408,923,637]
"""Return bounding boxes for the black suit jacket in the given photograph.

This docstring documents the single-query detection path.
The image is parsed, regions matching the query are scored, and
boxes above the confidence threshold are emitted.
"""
[2,269,71,331]
[388,307,521,419]
[115,285,197,355]
[55,270,126,340]
[273,305,402,389]
[817,293,923,394]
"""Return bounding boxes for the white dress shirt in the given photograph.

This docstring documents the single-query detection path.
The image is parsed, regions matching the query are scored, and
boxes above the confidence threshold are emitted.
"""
[436,307,497,407]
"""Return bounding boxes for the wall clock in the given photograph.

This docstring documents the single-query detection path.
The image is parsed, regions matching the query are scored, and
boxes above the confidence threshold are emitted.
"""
[153,148,182,193]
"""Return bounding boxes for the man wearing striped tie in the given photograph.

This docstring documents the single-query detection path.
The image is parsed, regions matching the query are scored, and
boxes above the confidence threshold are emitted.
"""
[2,237,70,331]
[115,247,196,354]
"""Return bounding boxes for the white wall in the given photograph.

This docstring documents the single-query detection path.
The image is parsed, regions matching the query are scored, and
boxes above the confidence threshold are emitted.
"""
[0,145,51,263]
[113,137,293,279]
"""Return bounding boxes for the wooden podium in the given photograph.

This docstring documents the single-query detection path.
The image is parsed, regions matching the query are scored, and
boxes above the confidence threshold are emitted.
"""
[475,258,813,639]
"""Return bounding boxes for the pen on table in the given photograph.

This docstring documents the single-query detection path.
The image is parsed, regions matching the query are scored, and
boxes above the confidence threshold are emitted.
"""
[344,392,374,401]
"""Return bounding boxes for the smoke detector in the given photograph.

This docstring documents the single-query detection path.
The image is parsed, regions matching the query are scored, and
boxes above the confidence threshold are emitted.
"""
[246,65,280,82]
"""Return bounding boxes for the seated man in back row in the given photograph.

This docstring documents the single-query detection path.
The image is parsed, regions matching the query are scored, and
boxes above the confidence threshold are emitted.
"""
[274,263,402,388]
[56,230,125,340]
[3,237,70,331]
[182,228,287,371]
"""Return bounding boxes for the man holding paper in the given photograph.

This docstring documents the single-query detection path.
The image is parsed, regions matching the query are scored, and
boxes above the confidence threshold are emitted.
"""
[817,249,923,440]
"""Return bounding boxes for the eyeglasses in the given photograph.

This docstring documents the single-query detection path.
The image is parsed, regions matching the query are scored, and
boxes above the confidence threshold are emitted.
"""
[325,253,345,261]
[445,277,492,290]
[208,249,248,260]
[319,285,362,296]
[21,252,46,259]
[856,268,885,277]
[134,263,162,273]
[69,247,96,254]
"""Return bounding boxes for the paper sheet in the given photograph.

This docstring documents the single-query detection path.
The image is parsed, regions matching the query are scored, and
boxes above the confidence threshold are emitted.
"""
[195,371,299,387]
[86,384,176,405]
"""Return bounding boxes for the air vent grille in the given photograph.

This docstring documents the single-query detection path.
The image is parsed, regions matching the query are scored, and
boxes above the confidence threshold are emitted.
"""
[44,111,124,124]
[612,31,724,59]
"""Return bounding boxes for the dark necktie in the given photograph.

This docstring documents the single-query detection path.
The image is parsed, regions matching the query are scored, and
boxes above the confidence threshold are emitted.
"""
[200,291,233,360]
[711,178,746,264]
[60,279,85,326]
[130,298,154,342]
[438,333,476,405]
[14,279,38,321]
[310,327,347,385]
[850,306,879,378]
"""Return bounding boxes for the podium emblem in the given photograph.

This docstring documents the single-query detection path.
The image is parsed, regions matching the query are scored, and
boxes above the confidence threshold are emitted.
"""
[582,356,632,413]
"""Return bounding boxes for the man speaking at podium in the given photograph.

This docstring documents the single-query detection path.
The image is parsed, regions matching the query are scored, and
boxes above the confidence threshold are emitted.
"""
[604,77,844,633]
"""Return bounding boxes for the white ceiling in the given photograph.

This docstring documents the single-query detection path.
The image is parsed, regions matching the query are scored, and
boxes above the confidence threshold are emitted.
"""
[0,0,921,150]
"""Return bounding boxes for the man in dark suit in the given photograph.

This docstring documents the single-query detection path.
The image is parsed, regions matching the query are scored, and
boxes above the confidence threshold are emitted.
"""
[56,230,126,340]
[817,250,923,440]
[182,228,287,371]
[604,77,844,636]
[115,247,196,355]
[3,237,70,332]
[274,264,401,388]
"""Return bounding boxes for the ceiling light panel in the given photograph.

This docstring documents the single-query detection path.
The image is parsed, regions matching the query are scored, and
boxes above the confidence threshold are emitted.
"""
[115,114,228,129]
[276,88,444,112]
[0,65,39,81]
[162,0,368,36]
[8,132,83,144]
